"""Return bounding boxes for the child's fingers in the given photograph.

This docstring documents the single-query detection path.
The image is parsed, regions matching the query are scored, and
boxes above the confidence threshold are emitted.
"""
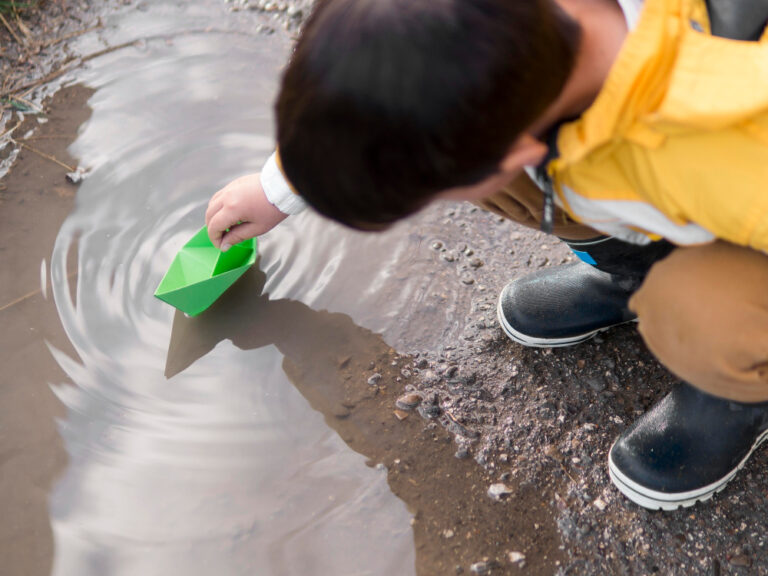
[220,223,260,252]
[207,209,243,248]
[205,197,224,227]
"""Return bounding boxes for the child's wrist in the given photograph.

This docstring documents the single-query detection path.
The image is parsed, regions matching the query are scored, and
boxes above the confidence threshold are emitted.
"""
[261,152,307,215]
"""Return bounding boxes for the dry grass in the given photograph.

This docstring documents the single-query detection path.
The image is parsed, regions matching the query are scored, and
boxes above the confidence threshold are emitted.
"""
[0,0,42,48]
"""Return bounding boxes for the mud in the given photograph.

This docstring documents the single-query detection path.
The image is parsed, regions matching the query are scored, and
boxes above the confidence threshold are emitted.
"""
[3,1,768,576]
[0,83,93,576]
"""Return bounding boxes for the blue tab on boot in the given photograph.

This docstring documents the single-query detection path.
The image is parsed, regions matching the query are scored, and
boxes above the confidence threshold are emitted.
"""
[571,249,597,266]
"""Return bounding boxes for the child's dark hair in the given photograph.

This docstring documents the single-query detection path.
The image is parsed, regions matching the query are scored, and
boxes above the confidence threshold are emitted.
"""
[276,0,581,229]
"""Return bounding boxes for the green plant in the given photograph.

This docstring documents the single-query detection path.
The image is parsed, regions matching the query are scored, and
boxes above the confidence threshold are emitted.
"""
[0,1,40,14]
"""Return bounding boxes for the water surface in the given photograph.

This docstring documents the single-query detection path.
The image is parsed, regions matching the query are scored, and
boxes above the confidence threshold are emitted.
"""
[45,2,475,574]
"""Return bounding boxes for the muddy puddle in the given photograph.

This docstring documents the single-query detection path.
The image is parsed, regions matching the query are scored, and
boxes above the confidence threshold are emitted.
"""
[11,1,768,575]
[2,1,563,575]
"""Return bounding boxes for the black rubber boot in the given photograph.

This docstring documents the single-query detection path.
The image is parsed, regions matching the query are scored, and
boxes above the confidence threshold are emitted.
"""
[497,236,674,347]
[609,383,768,510]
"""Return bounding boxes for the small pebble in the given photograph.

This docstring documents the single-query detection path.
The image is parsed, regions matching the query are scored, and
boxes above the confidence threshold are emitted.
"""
[729,555,751,567]
[586,377,606,392]
[455,447,470,459]
[367,373,382,386]
[442,529,455,539]
[508,551,525,564]
[470,561,491,575]
[396,393,423,411]
[332,405,351,419]
[393,409,409,421]
[593,498,607,511]
[419,403,442,419]
[66,167,88,184]
[445,411,479,438]
[487,483,513,501]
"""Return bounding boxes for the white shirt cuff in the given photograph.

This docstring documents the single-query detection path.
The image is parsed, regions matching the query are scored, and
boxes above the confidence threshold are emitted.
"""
[261,151,307,215]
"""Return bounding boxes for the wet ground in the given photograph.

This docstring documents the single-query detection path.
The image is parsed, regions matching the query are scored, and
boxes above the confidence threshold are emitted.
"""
[2,1,768,575]
[0,83,93,576]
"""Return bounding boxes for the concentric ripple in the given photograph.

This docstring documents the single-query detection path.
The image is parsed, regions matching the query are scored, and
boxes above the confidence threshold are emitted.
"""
[43,2,472,574]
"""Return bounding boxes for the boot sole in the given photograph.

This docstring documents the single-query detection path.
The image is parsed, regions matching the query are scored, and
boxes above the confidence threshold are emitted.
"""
[496,297,634,348]
[608,428,768,511]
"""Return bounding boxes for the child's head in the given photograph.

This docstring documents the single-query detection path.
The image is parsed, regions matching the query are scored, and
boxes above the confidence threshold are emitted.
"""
[276,0,580,229]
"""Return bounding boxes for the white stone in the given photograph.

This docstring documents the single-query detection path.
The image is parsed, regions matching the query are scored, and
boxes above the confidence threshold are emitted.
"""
[508,551,526,563]
[487,483,513,501]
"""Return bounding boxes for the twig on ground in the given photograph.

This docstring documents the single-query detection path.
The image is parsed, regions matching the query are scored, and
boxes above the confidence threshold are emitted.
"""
[0,270,78,314]
[2,39,138,100]
[3,27,254,100]
[18,141,75,171]
[13,10,32,41]
[39,21,102,49]
[5,93,43,112]
[3,62,74,99]
[0,12,23,46]
[0,120,21,139]
[558,462,578,486]
[22,134,70,140]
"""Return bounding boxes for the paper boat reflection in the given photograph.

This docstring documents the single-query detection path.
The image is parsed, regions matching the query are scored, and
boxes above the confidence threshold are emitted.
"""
[154,226,258,316]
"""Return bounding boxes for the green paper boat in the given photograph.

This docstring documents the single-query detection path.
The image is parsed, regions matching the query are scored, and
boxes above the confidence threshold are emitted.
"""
[154,226,258,316]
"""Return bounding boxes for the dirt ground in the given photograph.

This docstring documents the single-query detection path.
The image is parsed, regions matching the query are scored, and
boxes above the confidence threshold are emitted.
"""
[3,2,768,576]
[1,0,110,179]
[394,206,768,575]
[0,83,93,576]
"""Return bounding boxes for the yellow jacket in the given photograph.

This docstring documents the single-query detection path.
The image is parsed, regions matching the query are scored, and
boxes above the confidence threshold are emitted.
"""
[549,0,768,251]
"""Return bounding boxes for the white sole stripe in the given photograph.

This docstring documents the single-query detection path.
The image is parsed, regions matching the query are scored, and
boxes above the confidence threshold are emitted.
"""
[495,296,633,348]
[608,428,768,510]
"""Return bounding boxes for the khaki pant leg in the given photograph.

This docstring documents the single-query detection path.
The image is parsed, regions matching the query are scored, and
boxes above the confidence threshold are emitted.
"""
[629,241,768,402]
[474,173,599,241]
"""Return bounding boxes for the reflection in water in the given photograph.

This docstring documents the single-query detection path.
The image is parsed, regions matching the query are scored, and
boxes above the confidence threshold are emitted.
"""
[163,269,552,576]
[50,266,415,576]
[46,1,470,574]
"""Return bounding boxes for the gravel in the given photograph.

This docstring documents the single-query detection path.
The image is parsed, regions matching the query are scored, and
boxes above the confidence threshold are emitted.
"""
[394,202,768,574]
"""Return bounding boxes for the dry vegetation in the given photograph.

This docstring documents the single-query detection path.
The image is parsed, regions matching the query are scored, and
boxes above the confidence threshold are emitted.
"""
[1,0,41,15]
[0,0,102,102]
[0,0,104,181]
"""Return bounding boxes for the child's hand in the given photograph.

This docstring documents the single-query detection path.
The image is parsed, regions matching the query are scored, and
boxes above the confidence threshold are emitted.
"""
[205,174,288,251]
